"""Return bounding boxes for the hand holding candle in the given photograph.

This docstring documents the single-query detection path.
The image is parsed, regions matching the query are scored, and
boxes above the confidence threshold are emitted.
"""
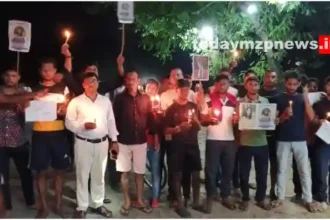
[151,94,160,110]
[288,100,293,117]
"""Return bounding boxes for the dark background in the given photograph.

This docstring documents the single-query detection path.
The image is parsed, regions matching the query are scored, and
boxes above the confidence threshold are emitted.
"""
[0,2,193,86]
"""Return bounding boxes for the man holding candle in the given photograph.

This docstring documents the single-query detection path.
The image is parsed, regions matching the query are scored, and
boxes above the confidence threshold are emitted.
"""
[164,79,202,218]
[308,76,330,211]
[201,74,238,213]
[271,71,316,212]
[65,72,118,218]
[236,76,271,211]
[29,58,71,218]
[144,79,161,208]
[114,71,157,216]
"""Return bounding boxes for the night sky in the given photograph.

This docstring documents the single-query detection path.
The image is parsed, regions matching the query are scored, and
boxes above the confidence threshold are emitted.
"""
[0,2,192,86]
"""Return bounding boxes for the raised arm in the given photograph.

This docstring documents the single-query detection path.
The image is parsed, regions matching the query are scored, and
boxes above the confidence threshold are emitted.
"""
[62,44,72,73]
[0,89,47,104]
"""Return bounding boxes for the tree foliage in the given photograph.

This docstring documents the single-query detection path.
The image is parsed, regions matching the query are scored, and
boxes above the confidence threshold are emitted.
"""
[133,1,316,78]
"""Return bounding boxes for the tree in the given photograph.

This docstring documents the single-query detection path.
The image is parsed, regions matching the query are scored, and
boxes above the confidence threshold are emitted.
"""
[133,1,316,79]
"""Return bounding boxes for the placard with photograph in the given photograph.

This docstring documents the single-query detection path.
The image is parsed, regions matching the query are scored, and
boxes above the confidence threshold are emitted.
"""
[192,54,209,81]
[239,103,277,130]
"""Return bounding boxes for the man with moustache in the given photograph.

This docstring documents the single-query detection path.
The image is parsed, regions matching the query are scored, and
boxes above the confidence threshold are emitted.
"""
[259,70,280,200]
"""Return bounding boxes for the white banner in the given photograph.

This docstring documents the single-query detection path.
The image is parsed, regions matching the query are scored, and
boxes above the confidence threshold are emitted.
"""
[25,101,57,122]
[8,20,31,53]
[239,103,277,130]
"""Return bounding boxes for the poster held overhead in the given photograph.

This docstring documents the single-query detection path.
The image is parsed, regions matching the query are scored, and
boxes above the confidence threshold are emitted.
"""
[117,2,134,24]
[192,55,209,81]
[8,20,31,53]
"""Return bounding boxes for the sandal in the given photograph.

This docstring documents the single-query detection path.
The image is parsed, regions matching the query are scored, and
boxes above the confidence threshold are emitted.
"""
[238,201,249,211]
[256,200,272,211]
[119,206,129,216]
[222,197,237,210]
[305,202,317,213]
[103,196,111,204]
[131,202,153,214]
[91,206,113,218]
[270,199,283,209]
[175,207,191,218]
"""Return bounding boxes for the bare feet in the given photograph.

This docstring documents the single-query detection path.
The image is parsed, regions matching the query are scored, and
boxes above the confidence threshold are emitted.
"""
[35,208,49,218]
[54,207,69,219]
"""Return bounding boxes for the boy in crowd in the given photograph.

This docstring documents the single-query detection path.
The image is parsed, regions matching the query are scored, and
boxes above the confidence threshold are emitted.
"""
[30,58,70,218]
[271,71,316,212]
[237,76,271,211]
[259,70,279,200]
[144,79,162,208]
[164,79,203,218]
[201,74,238,213]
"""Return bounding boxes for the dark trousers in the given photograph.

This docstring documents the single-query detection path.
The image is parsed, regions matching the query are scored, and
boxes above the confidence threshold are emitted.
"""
[160,138,174,200]
[238,146,269,202]
[182,166,191,200]
[232,153,240,189]
[267,135,277,195]
[313,142,330,202]
[293,145,316,196]
[0,144,35,209]
[205,140,237,199]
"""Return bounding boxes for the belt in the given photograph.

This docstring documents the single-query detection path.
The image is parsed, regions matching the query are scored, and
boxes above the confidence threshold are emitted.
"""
[76,135,108,143]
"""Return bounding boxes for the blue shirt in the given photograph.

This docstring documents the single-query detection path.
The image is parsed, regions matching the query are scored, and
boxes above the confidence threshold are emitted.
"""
[275,93,306,142]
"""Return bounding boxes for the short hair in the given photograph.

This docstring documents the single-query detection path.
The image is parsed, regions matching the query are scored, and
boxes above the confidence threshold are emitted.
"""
[265,69,276,75]
[82,72,98,82]
[215,74,230,82]
[146,78,159,87]
[3,68,19,76]
[124,70,139,78]
[245,69,256,77]
[308,77,319,85]
[284,71,301,82]
[40,57,57,68]
[324,76,330,85]
[219,67,231,73]
[84,61,99,69]
[183,74,191,80]
[245,76,259,84]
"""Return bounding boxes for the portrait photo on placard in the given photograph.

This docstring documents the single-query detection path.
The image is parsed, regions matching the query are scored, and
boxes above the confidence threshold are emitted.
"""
[239,103,257,130]
[192,55,209,81]
[257,103,277,130]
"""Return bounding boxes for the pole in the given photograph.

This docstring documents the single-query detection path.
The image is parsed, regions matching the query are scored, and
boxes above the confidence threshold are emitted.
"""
[120,24,125,55]
[16,52,20,74]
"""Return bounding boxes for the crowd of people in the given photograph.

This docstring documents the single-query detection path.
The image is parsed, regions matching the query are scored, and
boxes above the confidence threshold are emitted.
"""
[0,42,330,219]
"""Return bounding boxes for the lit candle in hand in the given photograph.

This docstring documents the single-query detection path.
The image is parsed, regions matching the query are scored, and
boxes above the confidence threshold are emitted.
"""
[289,100,293,108]
[214,109,220,117]
[64,30,71,44]
[327,112,330,118]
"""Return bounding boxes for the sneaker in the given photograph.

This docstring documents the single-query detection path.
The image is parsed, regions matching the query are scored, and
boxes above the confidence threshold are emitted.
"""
[151,199,160,208]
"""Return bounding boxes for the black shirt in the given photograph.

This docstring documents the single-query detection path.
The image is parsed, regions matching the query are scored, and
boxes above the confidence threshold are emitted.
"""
[233,84,247,98]
[274,93,306,142]
[165,101,200,145]
[313,96,330,120]
[62,68,123,96]
[113,89,157,145]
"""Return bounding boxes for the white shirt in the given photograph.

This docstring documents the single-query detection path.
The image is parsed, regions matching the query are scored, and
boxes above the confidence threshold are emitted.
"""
[160,89,196,111]
[202,95,235,141]
[65,93,118,141]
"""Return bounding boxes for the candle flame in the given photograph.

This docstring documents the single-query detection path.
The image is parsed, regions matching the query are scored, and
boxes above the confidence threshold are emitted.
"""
[214,109,220,116]
[327,112,330,118]
[150,96,155,101]
[64,30,71,38]
[155,95,160,101]
[289,100,293,105]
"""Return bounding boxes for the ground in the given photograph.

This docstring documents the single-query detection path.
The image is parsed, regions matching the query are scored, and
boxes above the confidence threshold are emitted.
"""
[6,128,330,218]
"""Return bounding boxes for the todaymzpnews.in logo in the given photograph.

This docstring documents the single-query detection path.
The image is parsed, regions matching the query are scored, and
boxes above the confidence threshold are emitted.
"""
[195,36,330,54]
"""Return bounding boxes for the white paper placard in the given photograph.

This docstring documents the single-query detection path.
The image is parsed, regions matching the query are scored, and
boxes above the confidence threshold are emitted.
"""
[316,121,330,144]
[117,2,134,24]
[39,93,65,103]
[25,100,57,122]
[8,20,31,53]
[192,55,209,81]
[308,92,326,105]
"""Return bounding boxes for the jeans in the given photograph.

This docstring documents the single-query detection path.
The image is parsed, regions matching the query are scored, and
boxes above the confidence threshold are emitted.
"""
[277,141,312,203]
[267,135,277,196]
[232,153,240,189]
[0,143,35,209]
[147,147,161,199]
[205,140,237,199]
[292,145,316,197]
[238,146,269,202]
[313,141,330,202]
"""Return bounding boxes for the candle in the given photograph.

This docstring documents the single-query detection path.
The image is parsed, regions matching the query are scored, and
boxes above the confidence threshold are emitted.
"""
[327,112,330,118]
[64,30,71,44]
[289,100,293,107]
[151,95,160,109]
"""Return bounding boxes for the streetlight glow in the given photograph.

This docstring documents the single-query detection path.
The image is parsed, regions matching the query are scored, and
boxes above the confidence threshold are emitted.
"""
[247,4,258,14]
[199,26,214,41]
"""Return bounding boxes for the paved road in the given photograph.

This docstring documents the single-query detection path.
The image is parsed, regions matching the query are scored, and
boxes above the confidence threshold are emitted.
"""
[6,128,330,218]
